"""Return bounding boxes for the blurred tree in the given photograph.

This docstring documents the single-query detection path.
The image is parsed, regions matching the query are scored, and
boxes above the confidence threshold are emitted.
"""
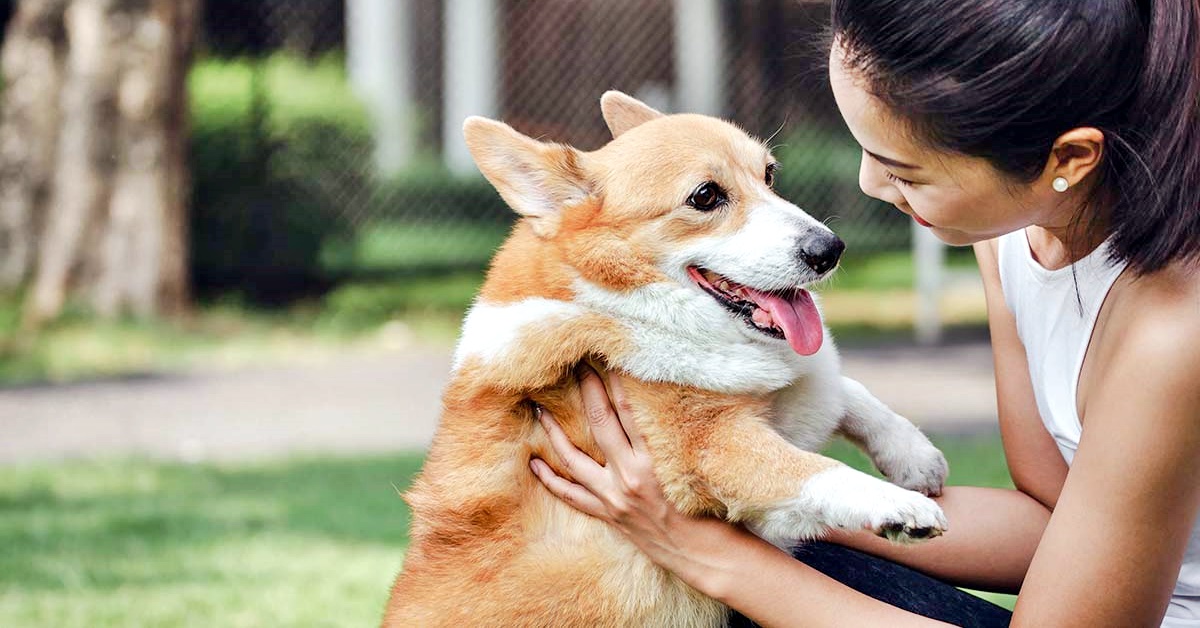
[0,0,65,290]
[0,0,201,324]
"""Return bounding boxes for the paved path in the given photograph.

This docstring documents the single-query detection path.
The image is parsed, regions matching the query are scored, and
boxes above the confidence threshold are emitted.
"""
[0,341,998,464]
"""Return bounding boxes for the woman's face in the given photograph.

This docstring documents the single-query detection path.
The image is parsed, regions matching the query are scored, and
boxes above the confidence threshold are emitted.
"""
[829,46,1053,246]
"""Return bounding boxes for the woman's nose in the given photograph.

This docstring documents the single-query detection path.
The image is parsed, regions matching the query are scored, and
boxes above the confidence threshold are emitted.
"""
[858,152,904,205]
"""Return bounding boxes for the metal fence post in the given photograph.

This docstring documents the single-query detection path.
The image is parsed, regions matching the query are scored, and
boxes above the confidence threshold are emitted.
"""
[346,0,414,175]
[443,0,499,175]
[914,223,945,345]
[673,0,725,116]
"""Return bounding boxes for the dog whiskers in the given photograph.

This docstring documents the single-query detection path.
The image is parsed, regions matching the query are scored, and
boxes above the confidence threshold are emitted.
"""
[764,117,789,147]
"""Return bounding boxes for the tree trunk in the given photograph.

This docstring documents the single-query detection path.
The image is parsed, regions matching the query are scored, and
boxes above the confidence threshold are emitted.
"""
[2,0,198,324]
[88,0,196,317]
[0,0,68,290]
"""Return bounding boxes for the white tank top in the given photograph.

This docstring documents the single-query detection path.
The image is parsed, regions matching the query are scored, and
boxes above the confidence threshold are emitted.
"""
[997,229,1200,626]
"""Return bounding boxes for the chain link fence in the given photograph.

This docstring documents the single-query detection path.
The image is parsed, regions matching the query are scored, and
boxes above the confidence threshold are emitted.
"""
[190,0,910,300]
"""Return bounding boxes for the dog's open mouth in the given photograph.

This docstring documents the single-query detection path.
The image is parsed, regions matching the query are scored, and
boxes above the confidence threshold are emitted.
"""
[687,266,824,356]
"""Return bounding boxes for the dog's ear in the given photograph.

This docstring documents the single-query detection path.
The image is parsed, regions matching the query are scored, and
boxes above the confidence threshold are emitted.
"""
[463,117,589,238]
[600,91,663,138]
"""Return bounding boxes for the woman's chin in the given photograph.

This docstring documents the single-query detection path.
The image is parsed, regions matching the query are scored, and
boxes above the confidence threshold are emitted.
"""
[926,226,982,247]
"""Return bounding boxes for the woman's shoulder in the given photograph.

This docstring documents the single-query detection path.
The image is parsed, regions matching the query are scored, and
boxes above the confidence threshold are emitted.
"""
[1075,260,1200,458]
[1106,259,1200,379]
[1119,260,1200,327]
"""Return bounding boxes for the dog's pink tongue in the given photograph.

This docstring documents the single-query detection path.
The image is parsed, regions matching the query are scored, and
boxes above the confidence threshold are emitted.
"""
[748,289,823,355]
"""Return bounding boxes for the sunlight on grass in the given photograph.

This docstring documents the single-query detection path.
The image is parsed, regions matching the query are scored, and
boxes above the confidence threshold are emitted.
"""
[0,248,987,387]
[0,435,1012,625]
[0,297,427,387]
[0,455,423,627]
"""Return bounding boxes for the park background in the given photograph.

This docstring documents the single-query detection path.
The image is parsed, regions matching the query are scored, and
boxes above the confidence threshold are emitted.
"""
[0,0,1013,624]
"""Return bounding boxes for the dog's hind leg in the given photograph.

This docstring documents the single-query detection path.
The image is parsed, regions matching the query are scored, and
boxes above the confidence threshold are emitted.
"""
[836,376,949,497]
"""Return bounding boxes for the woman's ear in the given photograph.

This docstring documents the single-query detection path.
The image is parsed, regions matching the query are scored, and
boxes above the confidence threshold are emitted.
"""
[1045,127,1105,189]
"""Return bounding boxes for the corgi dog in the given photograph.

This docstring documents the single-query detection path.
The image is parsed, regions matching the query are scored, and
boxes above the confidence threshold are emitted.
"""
[383,92,949,627]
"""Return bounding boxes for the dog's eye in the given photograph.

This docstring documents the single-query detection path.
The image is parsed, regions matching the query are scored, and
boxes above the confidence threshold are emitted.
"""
[765,163,779,188]
[688,182,726,211]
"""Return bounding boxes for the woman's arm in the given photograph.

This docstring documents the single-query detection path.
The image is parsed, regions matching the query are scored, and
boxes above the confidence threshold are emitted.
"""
[1009,271,1200,626]
[825,485,1049,593]
[530,368,952,627]
[826,240,1060,591]
[974,239,1069,510]
[837,250,1200,624]
[639,512,954,628]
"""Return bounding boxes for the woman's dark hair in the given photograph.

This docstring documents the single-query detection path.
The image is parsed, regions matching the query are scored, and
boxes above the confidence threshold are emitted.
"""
[830,0,1200,275]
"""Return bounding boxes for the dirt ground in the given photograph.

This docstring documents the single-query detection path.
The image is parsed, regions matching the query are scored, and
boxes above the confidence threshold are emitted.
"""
[0,339,998,464]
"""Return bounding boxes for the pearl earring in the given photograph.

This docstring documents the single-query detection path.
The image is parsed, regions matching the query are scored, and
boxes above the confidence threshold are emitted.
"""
[1052,177,1070,193]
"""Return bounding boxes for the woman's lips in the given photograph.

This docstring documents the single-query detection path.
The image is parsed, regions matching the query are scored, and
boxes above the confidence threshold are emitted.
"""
[898,204,933,227]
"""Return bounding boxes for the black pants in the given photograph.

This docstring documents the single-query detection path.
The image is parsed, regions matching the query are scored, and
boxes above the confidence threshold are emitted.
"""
[728,542,1013,628]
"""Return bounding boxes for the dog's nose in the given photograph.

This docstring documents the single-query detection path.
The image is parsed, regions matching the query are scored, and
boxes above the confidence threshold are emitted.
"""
[797,234,845,275]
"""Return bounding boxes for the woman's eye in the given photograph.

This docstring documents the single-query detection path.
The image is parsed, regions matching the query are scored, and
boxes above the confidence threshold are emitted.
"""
[687,182,726,211]
[885,171,915,187]
[765,163,779,188]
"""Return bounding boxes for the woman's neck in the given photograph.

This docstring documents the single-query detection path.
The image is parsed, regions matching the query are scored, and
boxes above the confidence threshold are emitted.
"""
[1027,199,1111,270]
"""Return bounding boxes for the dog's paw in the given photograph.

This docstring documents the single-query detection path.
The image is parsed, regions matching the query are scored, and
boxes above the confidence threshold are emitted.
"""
[753,466,947,546]
[877,441,949,498]
[819,466,946,542]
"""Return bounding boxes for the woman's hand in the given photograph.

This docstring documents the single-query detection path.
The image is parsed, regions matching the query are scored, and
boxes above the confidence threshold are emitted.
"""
[529,366,700,564]
[528,367,952,626]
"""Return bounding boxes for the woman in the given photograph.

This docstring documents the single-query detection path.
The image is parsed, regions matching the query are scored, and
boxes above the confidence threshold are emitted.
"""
[528,0,1200,625]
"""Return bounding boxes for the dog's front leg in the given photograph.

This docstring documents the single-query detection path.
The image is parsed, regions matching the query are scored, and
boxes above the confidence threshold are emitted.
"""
[691,415,946,549]
[837,376,949,497]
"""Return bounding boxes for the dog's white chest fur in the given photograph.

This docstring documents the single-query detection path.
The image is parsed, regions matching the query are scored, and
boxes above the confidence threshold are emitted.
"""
[452,297,585,372]
[570,278,839,395]
[453,278,843,402]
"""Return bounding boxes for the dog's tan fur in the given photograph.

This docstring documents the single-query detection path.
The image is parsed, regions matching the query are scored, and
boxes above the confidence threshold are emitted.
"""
[383,93,941,627]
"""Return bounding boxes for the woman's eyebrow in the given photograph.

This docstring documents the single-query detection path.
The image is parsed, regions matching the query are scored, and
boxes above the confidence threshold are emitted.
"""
[865,149,922,171]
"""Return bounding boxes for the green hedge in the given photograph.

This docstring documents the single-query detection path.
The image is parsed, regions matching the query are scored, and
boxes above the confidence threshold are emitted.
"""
[188,55,517,301]
[189,55,369,300]
[187,56,906,303]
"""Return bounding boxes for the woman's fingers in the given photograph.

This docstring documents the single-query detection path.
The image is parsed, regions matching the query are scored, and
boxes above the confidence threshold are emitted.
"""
[537,406,607,487]
[601,370,647,453]
[532,371,675,535]
[529,458,607,517]
[578,366,636,466]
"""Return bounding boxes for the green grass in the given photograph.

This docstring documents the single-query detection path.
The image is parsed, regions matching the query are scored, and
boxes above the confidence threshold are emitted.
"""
[0,455,422,627]
[824,435,1012,489]
[0,274,484,386]
[0,435,1012,625]
[825,249,978,292]
[319,223,511,273]
[0,298,281,386]
[0,244,987,386]
[314,273,484,338]
[825,436,1018,610]
[0,288,468,387]
[314,238,981,327]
